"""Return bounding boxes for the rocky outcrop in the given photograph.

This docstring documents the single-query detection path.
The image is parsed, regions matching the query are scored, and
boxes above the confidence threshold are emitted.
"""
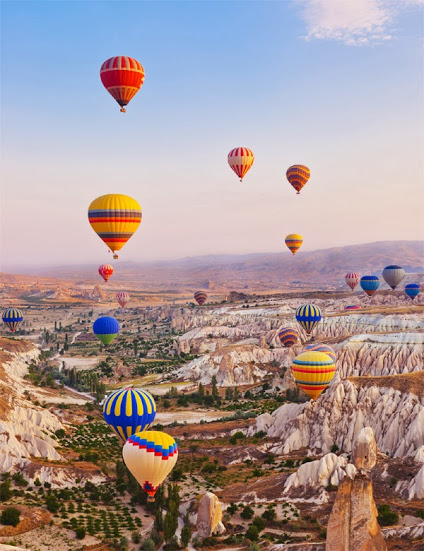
[326,427,387,550]
[326,474,387,551]
[196,492,225,538]
[251,376,424,459]
[284,453,356,494]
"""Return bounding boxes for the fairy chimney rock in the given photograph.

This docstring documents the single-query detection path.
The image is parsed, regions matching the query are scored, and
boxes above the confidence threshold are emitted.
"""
[196,492,225,538]
[352,426,378,471]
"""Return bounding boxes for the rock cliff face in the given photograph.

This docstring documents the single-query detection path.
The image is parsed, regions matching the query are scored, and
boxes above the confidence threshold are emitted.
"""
[251,375,423,459]
[196,492,225,538]
[326,428,387,551]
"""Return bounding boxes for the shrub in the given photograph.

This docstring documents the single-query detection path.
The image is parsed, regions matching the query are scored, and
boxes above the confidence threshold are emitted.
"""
[248,543,261,551]
[330,444,339,453]
[261,508,276,522]
[0,507,20,527]
[131,530,141,543]
[245,525,259,541]
[377,505,399,526]
[241,506,254,520]
[75,527,86,539]
[252,516,266,532]
[0,480,12,502]
[141,538,156,551]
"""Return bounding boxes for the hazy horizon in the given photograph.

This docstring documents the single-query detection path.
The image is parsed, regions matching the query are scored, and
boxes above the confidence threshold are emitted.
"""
[1,1,423,270]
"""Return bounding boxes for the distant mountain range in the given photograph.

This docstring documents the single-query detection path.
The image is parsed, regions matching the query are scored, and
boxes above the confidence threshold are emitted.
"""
[2,241,423,292]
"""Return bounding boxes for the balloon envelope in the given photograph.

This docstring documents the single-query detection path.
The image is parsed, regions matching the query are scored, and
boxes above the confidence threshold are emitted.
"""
[103,388,156,442]
[291,351,336,400]
[382,265,405,290]
[93,316,120,345]
[345,305,360,310]
[116,292,130,308]
[228,147,254,182]
[286,165,310,194]
[345,272,360,291]
[99,264,114,282]
[303,343,336,362]
[123,431,178,501]
[278,327,299,348]
[2,308,23,333]
[296,304,322,335]
[285,234,303,255]
[194,291,207,305]
[360,276,380,297]
[88,194,142,258]
[405,284,420,300]
[100,56,145,112]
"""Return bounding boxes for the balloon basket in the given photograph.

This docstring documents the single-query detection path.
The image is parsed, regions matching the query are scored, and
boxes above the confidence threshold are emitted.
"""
[120,108,126,113]
[113,254,118,259]
[147,496,155,503]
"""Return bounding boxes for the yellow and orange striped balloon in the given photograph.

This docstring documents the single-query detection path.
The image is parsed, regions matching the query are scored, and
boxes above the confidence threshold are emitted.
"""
[285,234,303,255]
[88,194,142,259]
[291,351,336,400]
[286,165,310,194]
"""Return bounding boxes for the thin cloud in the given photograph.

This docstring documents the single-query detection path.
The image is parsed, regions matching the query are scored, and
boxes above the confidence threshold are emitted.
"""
[295,0,423,46]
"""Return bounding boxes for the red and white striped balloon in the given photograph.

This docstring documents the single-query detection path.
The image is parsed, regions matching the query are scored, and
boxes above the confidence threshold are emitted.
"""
[228,147,254,182]
[99,264,114,282]
[345,272,360,291]
[116,292,130,308]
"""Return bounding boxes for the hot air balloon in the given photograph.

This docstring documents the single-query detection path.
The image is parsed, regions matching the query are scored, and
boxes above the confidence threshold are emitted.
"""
[103,388,156,442]
[228,147,254,182]
[194,291,207,305]
[345,272,360,291]
[99,264,114,282]
[296,304,322,335]
[382,265,405,290]
[360,276,380,297]
[405,284,420,300]
[100,56,145,113]
[285,234,303,255]
[2,308,23,333]
[123,431,178,501]
[286,165,310,194]
[278,327,299,348]
[116,292,130,308]
[345,305,360,310]
[291,351,336,400]
[93,316,120,345]
[88,194,142,259]
[303,343,336,362]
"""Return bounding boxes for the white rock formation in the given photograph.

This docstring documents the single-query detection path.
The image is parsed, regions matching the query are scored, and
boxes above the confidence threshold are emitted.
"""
[352,426,378,471]
[251,379,424,459]
[284,453,356,493]
[196,492,225,538]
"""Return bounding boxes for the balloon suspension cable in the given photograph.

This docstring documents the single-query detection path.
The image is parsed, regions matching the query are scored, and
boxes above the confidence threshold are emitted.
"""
[120,107,126,113]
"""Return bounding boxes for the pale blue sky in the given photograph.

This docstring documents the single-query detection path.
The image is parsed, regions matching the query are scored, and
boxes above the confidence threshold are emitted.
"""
[1,0,423,268]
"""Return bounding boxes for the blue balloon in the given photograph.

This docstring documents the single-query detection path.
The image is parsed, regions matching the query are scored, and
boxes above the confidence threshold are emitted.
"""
[360,276,380,297]
[103,388,156,442]
[93,316,120,345]
[295,304,322,335]
[405,284,420,300]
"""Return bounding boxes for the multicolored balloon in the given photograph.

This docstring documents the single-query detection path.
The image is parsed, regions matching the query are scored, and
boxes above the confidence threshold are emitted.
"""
[116,292,130,308]
[99,264,114,282]
[303,343,336,362]
[286,165,310,194]
[285,234,303,255]
[278,327,300,348]
[345,305,360,310]
[100,56,145,113]
[93,316,120,345]
[382,265,405,290]
[103,388,156,443]
[194,291,207,305]
[345,272,360,291]
[405,284,420,300]
[296,304,322,335]
[291,351,336,401]
[360,276,380,297]
[2,308,23,333]
[228,147,255,182]
[123,431,178,501]
[88,194,142,259]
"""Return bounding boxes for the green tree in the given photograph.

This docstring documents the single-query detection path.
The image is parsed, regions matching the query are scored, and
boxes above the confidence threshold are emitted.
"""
[45,494,60,513]
[131,530,141,543]
[163,510,178,543]
[245,525,259,541]
[181,522,191,548]
[75,527,86,539]
[141,539,156,551]
[241,506,254,520]
[261,508,276,522]
[252,516,266,532]
[248,542,261,551]
[0,480,11,502]
[198,382,204,398]
[0,507,20,527]
[377,504,399,526]
[154,509,163,531]
[211,375,218,399]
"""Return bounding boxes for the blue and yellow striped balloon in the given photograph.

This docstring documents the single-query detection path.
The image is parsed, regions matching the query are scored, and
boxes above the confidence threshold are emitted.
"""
[296,304,322,335]
[292,351,336,401]
[304,343,336,362]
[2,308,24,333]
[103,388,156,443]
